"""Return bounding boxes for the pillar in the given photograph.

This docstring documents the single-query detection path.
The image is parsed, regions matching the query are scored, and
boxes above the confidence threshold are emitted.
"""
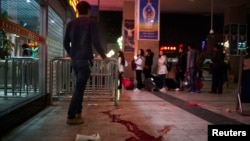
[135,0,160,75]
[223,6,247,82]
[123,0,135,79]
[123,0,160,80]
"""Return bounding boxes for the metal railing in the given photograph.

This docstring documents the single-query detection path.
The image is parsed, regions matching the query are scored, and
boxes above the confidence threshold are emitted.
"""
[49,57,118,106]
[2,57,39,97]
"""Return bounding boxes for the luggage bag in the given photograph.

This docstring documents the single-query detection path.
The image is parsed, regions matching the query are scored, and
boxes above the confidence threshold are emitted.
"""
[122,78,134,90]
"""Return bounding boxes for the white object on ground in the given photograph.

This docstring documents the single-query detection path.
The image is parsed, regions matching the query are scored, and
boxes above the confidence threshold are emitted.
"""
[75,133,101,141]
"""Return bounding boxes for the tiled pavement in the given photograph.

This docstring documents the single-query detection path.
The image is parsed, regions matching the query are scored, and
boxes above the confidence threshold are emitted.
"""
[1,81,250,141]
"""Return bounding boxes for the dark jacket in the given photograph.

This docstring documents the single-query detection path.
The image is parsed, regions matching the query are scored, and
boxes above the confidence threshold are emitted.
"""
[144,55,153,68]
[63,16,106,61]
[211,50,223,72]
[176,52,187,72]
[186,49,197,69]
[22,48,32,57]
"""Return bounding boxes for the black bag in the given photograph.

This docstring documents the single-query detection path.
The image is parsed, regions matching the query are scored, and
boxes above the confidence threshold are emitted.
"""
[131,59,136,71]
[144,79,157,92]
[165,78,177,89]
[151,75,161,89]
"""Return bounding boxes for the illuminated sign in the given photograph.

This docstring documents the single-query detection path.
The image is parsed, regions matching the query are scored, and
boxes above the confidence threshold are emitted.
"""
[160,46,177,51]
[69,0,78,12]
[0,18,44,44]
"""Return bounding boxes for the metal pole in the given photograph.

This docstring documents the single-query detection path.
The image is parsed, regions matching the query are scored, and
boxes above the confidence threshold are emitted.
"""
[236,50,243,113]
[49,59,54,105]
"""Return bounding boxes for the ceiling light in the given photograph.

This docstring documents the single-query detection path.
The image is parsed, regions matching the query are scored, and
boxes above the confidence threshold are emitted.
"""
[23,23,27,27]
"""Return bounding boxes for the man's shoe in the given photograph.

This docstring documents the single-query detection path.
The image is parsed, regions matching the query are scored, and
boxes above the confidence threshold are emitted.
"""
[189,91,194,94]
[67,118,83,125]
[159,88,166,93]
[133,88,141,92]
[195,90,200,93]
[75,114,82,119]
[175,88,180,91]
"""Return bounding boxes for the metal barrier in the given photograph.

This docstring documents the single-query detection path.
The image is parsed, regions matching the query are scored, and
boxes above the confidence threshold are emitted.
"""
[2,57,39,97]
[50,57,118,106]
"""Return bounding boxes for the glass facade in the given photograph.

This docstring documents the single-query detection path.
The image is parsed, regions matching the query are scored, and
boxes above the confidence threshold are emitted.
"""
[0,0,42,117]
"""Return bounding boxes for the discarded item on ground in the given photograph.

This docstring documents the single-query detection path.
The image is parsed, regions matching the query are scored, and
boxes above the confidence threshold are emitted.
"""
[75,133,101,141]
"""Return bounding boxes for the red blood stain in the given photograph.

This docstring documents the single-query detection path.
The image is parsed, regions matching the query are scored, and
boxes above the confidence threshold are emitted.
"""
[101,110,172,141]
[185,102,201,106]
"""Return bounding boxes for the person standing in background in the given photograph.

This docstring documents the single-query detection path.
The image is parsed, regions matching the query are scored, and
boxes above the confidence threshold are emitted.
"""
[186,43,199,93]
[22,43,32,57]
[143,49,154,80]
[133,49,144,92]
[210,44,224,94]
[117,51,126,90]
[158,50,168,93]
[63,1,109,125]
[175,44,187,91]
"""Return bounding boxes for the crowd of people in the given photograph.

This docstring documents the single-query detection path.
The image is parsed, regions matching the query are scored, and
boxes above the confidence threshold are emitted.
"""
[117,43,230,95]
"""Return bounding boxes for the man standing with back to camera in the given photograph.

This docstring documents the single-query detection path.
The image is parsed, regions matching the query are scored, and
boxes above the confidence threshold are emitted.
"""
[63,1,108,124]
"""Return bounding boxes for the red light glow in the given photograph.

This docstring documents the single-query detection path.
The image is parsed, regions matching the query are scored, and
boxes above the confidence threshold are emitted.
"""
[160,46,176,51]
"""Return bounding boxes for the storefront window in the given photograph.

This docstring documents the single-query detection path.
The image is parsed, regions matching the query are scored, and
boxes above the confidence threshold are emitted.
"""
[0,0,40,34]
[0,0,42,117]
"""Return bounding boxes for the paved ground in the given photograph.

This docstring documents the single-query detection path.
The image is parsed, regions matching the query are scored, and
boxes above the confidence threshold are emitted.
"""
[1,81,250,141]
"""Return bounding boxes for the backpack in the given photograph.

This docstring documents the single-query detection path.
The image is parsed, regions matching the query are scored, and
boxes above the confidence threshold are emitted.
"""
[131,59,136,71]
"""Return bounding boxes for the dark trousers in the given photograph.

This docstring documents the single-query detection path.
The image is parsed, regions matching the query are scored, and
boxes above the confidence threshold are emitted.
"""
[211,71,224,93]
[158,74,166,89]
[143,67,152,79]
[175,69,185,89]
[136,70,143,89]
[189,67,199,92]
[68,60,91,119]
[118,72,123,89]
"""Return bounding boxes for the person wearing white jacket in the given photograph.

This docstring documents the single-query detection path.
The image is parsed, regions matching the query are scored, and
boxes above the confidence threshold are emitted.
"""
[158,50,168,92]
[117,51,126,89]
[134,49,144,92]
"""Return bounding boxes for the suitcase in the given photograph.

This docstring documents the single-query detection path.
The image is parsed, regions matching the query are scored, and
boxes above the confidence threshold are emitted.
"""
[122,78,134,90]
[165,78,177,89]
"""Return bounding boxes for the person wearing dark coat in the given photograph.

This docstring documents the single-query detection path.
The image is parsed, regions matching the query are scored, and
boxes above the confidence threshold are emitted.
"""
[143,49,154,79]
[22,43,32,57]
[175,44,187,91]
[210,44,224,94]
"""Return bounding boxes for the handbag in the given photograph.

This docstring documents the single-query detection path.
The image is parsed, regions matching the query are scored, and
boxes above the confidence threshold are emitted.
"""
[183,75,190,88]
